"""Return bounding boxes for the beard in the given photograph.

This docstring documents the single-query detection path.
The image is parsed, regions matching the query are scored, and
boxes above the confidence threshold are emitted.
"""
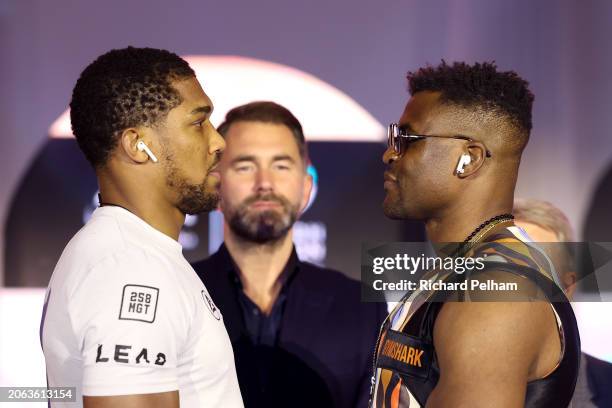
[173,178,218,215]
[226,192,299,243]
[163,151,220,215]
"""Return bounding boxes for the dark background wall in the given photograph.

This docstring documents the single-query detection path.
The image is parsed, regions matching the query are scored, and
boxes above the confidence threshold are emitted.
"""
[2,0,612,285]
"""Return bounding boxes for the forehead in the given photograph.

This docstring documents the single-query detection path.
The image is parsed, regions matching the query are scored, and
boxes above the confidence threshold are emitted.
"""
[400,91,484,137]
[223,121,301,158]
[170,76,213,112]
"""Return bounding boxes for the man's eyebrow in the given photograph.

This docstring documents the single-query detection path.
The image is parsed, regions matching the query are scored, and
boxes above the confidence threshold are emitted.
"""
[272,154,296,163]
[231,155,256,164]
[231,154,297,165]
[190,106,212,116]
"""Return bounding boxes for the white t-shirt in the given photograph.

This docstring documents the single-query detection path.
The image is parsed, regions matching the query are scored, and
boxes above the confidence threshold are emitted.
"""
[41,206,243,407]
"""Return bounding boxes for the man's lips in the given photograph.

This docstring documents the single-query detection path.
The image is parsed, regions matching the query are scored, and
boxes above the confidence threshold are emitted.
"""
[384,172,396,182]
[250,200,281,209]
[384,172,397,189]
[207,164,220,178]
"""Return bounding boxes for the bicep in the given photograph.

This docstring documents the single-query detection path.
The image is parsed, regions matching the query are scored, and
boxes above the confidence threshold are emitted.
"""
[84,390,179,408]
[426,300,551,408]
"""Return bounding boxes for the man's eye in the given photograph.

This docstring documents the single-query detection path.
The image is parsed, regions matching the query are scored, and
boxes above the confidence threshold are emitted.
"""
[404,137,424,146]
[235,165,253,172]
[194,119,206,128]
[274,164,290,171]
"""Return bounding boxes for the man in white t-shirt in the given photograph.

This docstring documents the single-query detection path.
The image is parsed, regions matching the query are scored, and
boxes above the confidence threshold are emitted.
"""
[40,46,244,408]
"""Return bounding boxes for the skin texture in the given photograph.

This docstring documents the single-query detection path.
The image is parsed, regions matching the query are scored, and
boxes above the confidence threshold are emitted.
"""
[383,91,518,242]
[84,76,224,408]
[428,300,560,408]
[219,121,312,314]
[97,76,225,241]
[382,91,561,407]
[515,220,577,298]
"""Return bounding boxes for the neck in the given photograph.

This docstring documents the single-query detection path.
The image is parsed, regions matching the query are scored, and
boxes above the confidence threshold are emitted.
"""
[224,226,294,314]
[98,173,185,241]
[425,193,513,243]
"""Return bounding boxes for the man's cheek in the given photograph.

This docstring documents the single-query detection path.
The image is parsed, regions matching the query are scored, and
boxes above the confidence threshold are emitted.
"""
[218,180,237,198]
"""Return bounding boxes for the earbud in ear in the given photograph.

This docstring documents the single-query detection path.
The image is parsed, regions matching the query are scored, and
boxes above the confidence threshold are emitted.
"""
[455,154,471,175]
[136,140,158,163]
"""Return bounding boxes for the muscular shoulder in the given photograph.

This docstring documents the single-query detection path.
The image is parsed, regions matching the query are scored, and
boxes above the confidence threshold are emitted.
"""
[434,299,555,359]
[427,298,558,407]
[434,267,558,363]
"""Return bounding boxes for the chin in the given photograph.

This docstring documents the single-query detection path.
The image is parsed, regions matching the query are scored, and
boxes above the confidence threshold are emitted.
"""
[383,208,404,220]
[382,200,403,220]
[383,198,421,221]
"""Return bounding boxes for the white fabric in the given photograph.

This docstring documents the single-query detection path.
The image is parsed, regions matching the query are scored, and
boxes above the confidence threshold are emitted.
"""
[41,206,243,407]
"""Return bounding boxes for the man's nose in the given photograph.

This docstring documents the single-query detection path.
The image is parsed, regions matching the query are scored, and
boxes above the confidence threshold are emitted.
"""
[255,168,273,192]
[209,125,226,155]
[383,147,399,165]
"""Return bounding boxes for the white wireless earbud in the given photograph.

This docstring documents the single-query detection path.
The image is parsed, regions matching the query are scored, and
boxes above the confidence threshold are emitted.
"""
[136,140,158,163]
[455,154,471,175]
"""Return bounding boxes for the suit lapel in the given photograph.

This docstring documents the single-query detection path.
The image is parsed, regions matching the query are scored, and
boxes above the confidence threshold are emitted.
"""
[200,251,249,343]
[218,275,248,342]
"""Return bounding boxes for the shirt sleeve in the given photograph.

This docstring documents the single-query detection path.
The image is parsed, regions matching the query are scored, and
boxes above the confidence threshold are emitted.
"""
[69,248,191,396]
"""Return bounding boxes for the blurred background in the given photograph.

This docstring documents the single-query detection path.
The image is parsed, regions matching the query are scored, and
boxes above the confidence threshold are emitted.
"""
[1,0,612,404]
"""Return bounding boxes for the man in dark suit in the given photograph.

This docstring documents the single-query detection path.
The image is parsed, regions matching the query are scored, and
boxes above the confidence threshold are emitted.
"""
[514,198,612,407]
[192,101,387,408]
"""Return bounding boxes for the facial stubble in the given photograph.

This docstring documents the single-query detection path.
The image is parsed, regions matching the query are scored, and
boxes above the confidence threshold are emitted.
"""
[227,193,299,243]
[163,146,220,215]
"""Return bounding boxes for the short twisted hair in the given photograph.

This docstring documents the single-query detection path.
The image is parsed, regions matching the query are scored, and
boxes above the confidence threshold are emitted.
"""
[408,61,534,151]
[70,46,195,168]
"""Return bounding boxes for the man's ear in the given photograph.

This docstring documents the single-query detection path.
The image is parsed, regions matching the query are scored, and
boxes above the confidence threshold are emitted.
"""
[119,128,151,164]
[299,171,314,213]
[457,142,487,178]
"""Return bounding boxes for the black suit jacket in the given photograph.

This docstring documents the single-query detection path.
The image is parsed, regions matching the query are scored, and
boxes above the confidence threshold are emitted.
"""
[577,353,612,407]
[193,245,388,408]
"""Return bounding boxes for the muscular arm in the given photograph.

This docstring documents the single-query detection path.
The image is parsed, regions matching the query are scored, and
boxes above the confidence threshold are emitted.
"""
[84,390,179,408]
[426,298,559,408]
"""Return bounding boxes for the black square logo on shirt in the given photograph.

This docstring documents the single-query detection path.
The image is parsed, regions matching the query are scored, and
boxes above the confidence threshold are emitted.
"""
[119,284,159,323]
